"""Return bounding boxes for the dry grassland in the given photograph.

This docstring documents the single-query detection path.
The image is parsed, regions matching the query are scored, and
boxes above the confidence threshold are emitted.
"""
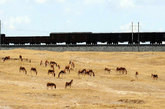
[0,49,165,109]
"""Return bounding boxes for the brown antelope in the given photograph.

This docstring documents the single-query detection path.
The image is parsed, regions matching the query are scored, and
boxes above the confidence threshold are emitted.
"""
[65,65,71,73]
[135,72,138,78]
[65,79,73,89]
[45,60,49,67]
[2,56,10,62]
[116,67,127,74]
[57,64,60,69]
[135,72,139,76]
[78,69,86,75]
[47,82,56,89]
[50,61,57,66]
[58,70,66,78]
[31,67,37,75]
[86,69,95,76]
[151,74,158,80]
[19,55,23,61]
[23,58,31,63]
[69,61,75,68]
[104,67,111,73]
[50,64,55,71]
[40,60,43,66]
[78,69,95,76]
[19,66,27,74]
[48,69,55,77]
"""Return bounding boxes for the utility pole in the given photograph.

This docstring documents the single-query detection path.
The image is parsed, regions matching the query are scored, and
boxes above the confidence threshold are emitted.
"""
[138,22,140,52]
[0,20,1,45]
[132,22,134,51]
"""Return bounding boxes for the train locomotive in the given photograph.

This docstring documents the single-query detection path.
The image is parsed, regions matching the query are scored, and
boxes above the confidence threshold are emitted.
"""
[0,32,165,45]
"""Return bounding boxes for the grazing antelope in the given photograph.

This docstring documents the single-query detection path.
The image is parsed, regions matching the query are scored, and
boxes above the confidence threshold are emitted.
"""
[86,69,95,76]
[116,67,127,74]
[104,67,111,73]
[78,69,86,75]
[57,64,60,69]
[69,61,75,68]
[2,56,10,62]
[19,66,27,74]
[45,60,49,67]
[58,70,66,78]
[135,72,139,79]
[29,59,31,63]
[19,55,23,61]
[65,79,73,89]
[151,74,158,80]
[135,72,139,76]
[48,69,55,77]
[50,64,55,71]
[31,67,37,75]
[50,61,57,66]
[40,60,43,66]
[24,58,31,63]
[47,82,56,89]
[65,65,71,73]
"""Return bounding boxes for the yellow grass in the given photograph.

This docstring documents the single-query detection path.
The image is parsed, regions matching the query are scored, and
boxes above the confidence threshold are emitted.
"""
[0,49,165,109]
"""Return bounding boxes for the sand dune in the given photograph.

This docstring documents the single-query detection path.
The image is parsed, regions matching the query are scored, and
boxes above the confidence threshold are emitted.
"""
[0,49,165,109]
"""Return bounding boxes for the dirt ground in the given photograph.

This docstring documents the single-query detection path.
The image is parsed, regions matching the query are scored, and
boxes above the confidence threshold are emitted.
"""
[0,49,165,109]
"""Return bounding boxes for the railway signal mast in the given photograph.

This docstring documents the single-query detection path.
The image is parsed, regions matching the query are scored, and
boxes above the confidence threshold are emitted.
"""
[132,22,140,51]
[0,20,1,45]
[132,22,134,51]
[138,22,140,51]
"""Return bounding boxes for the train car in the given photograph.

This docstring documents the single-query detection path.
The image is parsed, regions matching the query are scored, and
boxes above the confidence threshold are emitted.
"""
[0,34,5,44]
[91,33,109,44]
[110,33,119,44]
[117,33,132,44]
[50,33,70,44]
[2,36,29,44]
[69,32,91,44]
[1,32,165,45]
[105,33,113,44]
[50,32,92,44]
[139,32,156,44]
[141,32,155,44]
[159,32,165,44]
[90,33,99,44]
[1,36,50,45]
[30,36,50,44]
[153,32,164,44]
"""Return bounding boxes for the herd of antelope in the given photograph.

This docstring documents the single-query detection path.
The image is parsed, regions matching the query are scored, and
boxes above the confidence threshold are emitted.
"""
[1,55,95,89]
[104,67,158,80]
[1,54,159,90]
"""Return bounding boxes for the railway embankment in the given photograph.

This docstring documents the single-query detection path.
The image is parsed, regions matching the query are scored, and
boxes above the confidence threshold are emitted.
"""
[1,45,165,51]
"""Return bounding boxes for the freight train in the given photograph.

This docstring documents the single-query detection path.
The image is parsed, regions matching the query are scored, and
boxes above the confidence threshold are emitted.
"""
[0,32,165,45]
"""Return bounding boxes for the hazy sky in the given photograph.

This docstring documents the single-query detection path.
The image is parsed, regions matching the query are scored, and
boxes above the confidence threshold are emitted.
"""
[0,0,165,36]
